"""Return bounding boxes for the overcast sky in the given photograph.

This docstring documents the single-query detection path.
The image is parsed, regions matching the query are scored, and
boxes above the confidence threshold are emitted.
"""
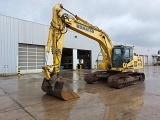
[0,0,160,50]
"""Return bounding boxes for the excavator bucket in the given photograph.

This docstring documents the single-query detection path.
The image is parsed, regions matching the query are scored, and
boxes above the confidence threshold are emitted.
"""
[41,75,79,100]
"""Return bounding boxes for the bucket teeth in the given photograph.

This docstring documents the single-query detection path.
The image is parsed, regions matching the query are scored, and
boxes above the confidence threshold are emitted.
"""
[41,76,79,100]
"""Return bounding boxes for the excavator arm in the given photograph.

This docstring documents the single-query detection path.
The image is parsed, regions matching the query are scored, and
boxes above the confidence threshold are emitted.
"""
[42,4,65,80]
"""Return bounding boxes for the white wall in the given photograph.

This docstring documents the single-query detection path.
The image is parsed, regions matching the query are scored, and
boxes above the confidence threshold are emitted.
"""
[72,49,78,70]
[0,15,18,74]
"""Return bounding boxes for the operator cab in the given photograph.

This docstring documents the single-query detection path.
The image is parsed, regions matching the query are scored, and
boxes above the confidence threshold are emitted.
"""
[112,45,133,68]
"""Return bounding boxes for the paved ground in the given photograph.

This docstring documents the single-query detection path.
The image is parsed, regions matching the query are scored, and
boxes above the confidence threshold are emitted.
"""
[0,66,160,120]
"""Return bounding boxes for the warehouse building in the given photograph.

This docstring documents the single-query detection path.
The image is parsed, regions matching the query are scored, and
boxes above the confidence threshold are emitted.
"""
[0,14,159,75]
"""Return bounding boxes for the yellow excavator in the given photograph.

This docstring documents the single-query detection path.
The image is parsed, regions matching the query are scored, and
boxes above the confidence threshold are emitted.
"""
[41,3,145,100]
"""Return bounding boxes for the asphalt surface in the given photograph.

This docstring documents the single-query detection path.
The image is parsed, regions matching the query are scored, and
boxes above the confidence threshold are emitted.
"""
[0,66,160,120]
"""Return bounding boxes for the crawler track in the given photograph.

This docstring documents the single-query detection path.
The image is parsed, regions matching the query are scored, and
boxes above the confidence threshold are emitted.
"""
[108,72,145,88]
[84,71,145,88]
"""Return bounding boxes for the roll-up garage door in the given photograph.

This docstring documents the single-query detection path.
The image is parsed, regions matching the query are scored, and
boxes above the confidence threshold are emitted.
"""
[18,43,45,70]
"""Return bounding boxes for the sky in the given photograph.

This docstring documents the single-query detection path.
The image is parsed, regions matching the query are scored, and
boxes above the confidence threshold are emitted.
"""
[0,0,160,50]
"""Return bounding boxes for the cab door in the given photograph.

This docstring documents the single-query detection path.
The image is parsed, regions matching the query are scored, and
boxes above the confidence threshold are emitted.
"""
[112,48,123,67]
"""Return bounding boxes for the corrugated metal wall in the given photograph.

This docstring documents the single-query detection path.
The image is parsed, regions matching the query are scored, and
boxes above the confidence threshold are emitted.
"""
[18,20,48,45]
[0,15,18,74]
[0,14,49,74]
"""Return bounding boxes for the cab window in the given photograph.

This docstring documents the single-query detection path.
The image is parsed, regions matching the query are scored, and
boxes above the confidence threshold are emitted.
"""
[124,48,129,58]
[124,48,133,58]
[113,49,122,60]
